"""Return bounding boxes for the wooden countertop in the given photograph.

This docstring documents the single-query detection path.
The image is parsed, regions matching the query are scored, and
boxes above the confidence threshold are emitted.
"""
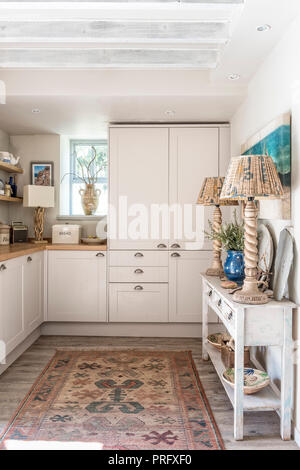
[0,242,107,262]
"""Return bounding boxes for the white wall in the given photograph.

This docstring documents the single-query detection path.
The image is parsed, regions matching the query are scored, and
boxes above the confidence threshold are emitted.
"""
[231,13,300,440]
[0,128,10,223]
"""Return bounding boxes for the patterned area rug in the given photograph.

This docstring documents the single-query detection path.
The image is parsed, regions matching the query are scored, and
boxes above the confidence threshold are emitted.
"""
[0,350,224,450]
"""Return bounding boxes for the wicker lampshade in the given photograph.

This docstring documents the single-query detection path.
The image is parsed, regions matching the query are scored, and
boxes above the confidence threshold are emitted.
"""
[220,155,284,200]
[197,177,238,206]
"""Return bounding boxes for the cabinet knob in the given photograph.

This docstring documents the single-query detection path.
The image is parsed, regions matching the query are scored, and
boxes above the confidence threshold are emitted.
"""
[171,252,181,258]
[134,285,143,291]
[134,252,144,258]
[228,312,233,321]
[0,264,7,271]
[208,290,213,297]
[27,256,32,262]
[171,243,181,249]
[157,244,167,249]
[96,252,105,257]
[218,299,222,307]
[134,269,144,274]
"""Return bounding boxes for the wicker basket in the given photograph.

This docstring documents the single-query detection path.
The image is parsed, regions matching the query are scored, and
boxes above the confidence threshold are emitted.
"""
[221,341,250,369]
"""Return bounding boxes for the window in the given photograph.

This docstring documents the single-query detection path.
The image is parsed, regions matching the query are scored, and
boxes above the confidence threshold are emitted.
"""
[68,140,108,216]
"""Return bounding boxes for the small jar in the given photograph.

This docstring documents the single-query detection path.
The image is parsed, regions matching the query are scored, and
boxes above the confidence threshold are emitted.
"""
[0,224,10,246]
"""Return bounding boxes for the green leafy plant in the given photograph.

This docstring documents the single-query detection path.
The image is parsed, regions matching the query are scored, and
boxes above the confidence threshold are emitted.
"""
[205,210,245,252]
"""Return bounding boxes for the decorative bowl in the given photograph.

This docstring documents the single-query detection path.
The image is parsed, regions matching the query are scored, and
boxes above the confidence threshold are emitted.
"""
[207,333,231,351]
[222,368,270,395]
[81,237,106,245]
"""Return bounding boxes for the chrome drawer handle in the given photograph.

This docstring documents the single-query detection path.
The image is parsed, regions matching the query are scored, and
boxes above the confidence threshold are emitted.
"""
[171,252,181,258]
[218,299,222,307]
[134,252,144,258]
[157,244,167,249]
[0,264,7,271]
[134,269,144,274]
[27,256,32,262]
[171,243,181,249]
[228,312,233,321]
[134,285,143,291]
[96,252,105,257]
[208,290,213,297]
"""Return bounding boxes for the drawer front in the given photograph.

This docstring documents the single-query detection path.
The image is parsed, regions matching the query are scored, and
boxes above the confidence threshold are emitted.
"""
[109,283,168,322]
[110,266,168,283]
[205,282,235,333]
[109,250,168,267]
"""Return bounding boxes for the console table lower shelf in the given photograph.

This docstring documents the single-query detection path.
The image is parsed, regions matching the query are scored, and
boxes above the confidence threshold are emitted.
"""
[201,274,296,441]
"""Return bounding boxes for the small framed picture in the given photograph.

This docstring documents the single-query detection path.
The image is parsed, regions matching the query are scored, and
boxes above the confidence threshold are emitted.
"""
[31,161,54,186]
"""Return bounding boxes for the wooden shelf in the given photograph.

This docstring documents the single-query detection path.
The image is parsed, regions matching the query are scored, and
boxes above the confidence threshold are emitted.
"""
[0,161,23,174]
[206,343,280,412]
[0,195,23,203]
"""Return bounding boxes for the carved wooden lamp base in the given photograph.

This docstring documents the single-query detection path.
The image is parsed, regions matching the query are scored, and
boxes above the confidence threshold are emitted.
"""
[31,207,48,244]
[233,198,269,305]
[233,280,269,304]
[206,205,224,277]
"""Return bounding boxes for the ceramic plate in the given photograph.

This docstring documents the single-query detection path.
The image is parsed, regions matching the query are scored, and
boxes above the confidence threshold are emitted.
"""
[222,368,270,395]
[273,228,294,301]
[258,224,274,272]
[207,333,231,351]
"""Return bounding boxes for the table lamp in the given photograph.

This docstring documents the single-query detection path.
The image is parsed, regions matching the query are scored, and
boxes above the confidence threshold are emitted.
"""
[23,185,55,244]
[220,155,284,304]
[197,177,238,276]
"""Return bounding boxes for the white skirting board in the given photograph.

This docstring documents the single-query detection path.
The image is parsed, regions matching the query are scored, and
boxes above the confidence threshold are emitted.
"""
[41,322,218,338]
[0,327,41,375]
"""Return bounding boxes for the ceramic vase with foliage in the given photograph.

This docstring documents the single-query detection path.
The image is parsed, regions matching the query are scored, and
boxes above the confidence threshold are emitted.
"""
[61,146,106,216]
[206,210,245,284]
[79,184,101,216]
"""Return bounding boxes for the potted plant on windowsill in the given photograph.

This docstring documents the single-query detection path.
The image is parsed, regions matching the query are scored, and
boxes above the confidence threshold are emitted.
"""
[62,146,107,216]
[206,211,245,284]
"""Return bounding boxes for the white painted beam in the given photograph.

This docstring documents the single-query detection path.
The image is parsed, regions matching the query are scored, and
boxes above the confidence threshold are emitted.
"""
[0,20,230,44]
[0,47,219,68]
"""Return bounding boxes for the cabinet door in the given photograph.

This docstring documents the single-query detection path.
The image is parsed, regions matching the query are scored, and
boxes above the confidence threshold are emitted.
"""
[0,257,24,355]
[47,251,107,322]
[109,283,168,323]
[24,252,43,333]
[109,127,169,249]
[169,251,218,323]
[169,128,219,249]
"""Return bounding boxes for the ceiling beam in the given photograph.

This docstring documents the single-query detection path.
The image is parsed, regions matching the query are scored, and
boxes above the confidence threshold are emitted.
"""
[0,48,219,68]
[0,20,230,44]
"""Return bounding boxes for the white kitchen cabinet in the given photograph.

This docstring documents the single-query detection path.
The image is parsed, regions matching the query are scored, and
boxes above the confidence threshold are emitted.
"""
[109,127,169,249]
[169,127,219,249]
[169,251,218,323]
[0,257,24,355]
[24,252,43,334]
[47,251,107,322]
[109,283,168,323]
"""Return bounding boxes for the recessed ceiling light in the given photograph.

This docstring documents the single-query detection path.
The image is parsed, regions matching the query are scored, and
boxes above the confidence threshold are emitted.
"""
[165,110,175,117]
[257,24,272,32]
[31,108,40,114]
[228,74,240,81]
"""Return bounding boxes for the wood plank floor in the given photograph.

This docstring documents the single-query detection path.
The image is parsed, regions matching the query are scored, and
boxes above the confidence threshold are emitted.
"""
[0,336,298,450]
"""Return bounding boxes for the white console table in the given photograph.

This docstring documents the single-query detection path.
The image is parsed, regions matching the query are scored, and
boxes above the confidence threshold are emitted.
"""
[201,274,296,441]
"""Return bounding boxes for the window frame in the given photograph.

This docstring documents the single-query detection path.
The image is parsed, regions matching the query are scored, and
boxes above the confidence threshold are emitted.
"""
[69,139,108,217]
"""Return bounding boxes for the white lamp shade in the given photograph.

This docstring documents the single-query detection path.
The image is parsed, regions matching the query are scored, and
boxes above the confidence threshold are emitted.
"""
[23,185,55,208]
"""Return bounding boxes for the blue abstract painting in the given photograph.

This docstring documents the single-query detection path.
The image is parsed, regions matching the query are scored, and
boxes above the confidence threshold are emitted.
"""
[242,113,291,220]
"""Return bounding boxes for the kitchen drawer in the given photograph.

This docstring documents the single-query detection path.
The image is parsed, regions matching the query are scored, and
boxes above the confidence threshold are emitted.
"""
[110,266,168,283]
[109,283,168,322]
[109,250,168,267]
